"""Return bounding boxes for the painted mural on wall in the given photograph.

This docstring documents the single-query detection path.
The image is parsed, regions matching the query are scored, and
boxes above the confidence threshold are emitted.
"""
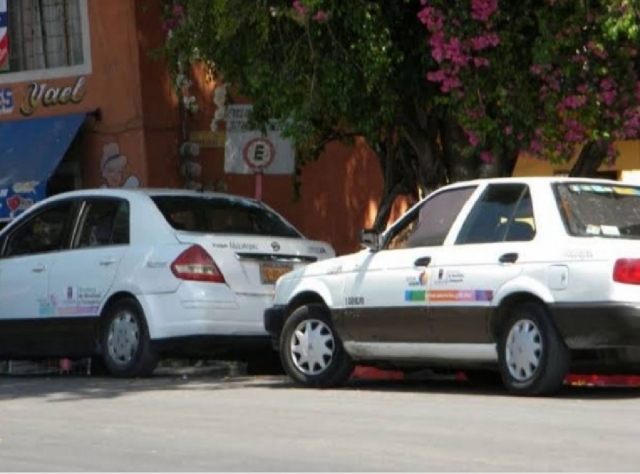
[99,141,139,188]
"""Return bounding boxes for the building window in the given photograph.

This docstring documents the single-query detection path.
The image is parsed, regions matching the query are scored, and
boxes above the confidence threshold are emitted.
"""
[1,0,90,83]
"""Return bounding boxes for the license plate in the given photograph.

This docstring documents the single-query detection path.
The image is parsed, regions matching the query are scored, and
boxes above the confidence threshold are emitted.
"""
[259,263,293,284]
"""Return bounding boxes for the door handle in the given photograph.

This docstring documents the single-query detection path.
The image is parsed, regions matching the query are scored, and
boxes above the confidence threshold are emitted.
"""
[414,257,432,267]
[499,253,519,264]
[99,258,117,266]
[32,264,46,273]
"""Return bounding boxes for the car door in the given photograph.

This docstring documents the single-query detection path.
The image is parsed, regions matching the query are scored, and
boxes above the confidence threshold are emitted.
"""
[47,198,130,328]
[428,183,536,344]
[0,199,78,357]
[337,186,479,348]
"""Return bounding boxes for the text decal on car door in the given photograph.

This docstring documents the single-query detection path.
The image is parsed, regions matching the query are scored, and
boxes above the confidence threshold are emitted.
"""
[345,296,365,306]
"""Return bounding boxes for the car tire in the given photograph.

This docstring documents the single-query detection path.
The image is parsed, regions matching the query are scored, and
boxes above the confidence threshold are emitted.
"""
[497,301,569,396]
[100,297,158,378]
[279,304,353,388]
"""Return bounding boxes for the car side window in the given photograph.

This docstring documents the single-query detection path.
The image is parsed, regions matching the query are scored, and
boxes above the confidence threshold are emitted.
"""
[455,184,536,245]
[75,199,130,248]
[385,187,477,250]
[4,201,75,257]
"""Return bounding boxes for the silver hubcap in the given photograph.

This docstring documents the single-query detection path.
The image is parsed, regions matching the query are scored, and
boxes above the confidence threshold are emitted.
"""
[107,311,140,366]
[505,319,543,382]
[290,319,335,376]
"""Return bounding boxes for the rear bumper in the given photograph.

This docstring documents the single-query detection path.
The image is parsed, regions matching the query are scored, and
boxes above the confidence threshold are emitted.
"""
[550,303,640,349]
[138,282,274,340]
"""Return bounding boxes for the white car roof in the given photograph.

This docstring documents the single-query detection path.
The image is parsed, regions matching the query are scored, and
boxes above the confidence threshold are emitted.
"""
[441,176,624,190]
[41,188,262,204]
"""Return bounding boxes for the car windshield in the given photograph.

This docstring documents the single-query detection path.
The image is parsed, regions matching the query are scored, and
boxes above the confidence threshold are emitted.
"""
[555,183,640,239]
[151,195,302,238]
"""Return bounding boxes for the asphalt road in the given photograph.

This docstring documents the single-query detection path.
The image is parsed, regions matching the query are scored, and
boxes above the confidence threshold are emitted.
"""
[1,374,640,471]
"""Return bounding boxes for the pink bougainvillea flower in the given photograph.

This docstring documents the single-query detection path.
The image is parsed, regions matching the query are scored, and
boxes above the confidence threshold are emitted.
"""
[172,3,184,16]
[530,64,544,75]
[601,90,617,106]
[480,151,494,163]
[439,74,462,93]
[312,11,330,22]
[471,0,498,23]
[562,95,587,110]
[292,0,308,17]
[426,70,447,83]
[418,7,444,32]
[465,129,480,146]
[469,32,500,51]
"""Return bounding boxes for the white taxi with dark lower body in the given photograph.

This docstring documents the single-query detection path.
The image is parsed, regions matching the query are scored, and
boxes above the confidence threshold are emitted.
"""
[0,189,333,376]
[266,177,640,396]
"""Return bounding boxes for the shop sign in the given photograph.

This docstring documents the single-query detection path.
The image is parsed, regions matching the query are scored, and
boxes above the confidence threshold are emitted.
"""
[0,181,44,221]
[20,76,86,116]
[0,88,12,115]
[189,130,225,149]
[224,104,295,175]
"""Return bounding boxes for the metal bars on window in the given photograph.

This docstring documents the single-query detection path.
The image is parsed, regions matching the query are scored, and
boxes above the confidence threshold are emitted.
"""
[7,0,83,73]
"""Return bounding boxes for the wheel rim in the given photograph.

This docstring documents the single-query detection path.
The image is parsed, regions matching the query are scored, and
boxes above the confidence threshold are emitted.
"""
[505,318,543,382]
[107,311,140,366]
[290,318,335,376]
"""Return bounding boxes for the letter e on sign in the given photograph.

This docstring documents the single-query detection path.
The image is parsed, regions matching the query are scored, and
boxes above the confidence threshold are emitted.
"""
[243,137,275,172]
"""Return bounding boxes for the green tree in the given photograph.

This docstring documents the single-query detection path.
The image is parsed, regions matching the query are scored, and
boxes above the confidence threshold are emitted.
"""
[160,0,640,230]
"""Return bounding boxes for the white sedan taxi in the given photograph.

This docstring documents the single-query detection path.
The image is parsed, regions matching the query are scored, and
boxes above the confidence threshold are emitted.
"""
[265,177,640,396]
[0,188,334,376]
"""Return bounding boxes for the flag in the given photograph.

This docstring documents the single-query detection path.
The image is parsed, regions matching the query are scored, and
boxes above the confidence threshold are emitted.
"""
[0,0,8,72]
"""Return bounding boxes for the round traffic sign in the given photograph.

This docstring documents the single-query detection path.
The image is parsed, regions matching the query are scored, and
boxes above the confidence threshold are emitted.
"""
[243,137,275,171]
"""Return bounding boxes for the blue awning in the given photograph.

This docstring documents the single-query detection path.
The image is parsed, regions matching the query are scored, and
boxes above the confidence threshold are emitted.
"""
[0,112,86,220]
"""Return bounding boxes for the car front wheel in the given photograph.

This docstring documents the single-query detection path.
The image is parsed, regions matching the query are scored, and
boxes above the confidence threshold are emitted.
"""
[100,297,158,378]
[498,302,569,396]
[279,304,353,388]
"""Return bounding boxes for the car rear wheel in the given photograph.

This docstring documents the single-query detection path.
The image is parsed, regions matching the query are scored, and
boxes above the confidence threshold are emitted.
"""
[280,304,353,388]
[498,302,569,396]
[100,297,158,378]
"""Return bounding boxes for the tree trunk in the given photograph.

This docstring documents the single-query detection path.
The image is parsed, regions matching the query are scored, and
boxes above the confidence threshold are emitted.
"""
[372,182,404,232]
[569,140,609,177]
[440,115,481,182]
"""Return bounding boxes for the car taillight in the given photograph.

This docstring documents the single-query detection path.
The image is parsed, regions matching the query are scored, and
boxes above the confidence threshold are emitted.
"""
[171,245,226,283]
[613,258,640,285]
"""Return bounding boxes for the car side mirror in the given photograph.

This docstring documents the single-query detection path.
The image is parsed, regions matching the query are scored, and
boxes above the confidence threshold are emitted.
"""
[359,228,380,251]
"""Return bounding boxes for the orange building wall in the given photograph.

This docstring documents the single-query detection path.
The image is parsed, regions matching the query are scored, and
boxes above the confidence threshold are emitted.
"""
[131,2,410,256]
[0,0,407,256]
[0,0,148,190]
[513,141,640,177]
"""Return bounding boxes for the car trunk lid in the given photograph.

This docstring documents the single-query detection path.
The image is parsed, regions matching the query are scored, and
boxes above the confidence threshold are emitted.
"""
[174,232,333,295]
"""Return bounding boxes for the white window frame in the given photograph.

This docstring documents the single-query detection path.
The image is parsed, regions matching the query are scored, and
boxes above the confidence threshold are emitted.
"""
[1,0,92,85]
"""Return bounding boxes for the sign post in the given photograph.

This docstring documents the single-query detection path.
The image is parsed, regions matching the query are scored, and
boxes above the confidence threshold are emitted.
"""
[242,137,275,200]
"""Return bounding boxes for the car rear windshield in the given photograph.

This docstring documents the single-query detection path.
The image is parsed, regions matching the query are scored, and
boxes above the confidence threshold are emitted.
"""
[554,183,640,239]
[151,196,302,238]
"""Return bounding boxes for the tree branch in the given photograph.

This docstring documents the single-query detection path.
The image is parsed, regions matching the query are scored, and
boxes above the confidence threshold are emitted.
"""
[569,140,609,177]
